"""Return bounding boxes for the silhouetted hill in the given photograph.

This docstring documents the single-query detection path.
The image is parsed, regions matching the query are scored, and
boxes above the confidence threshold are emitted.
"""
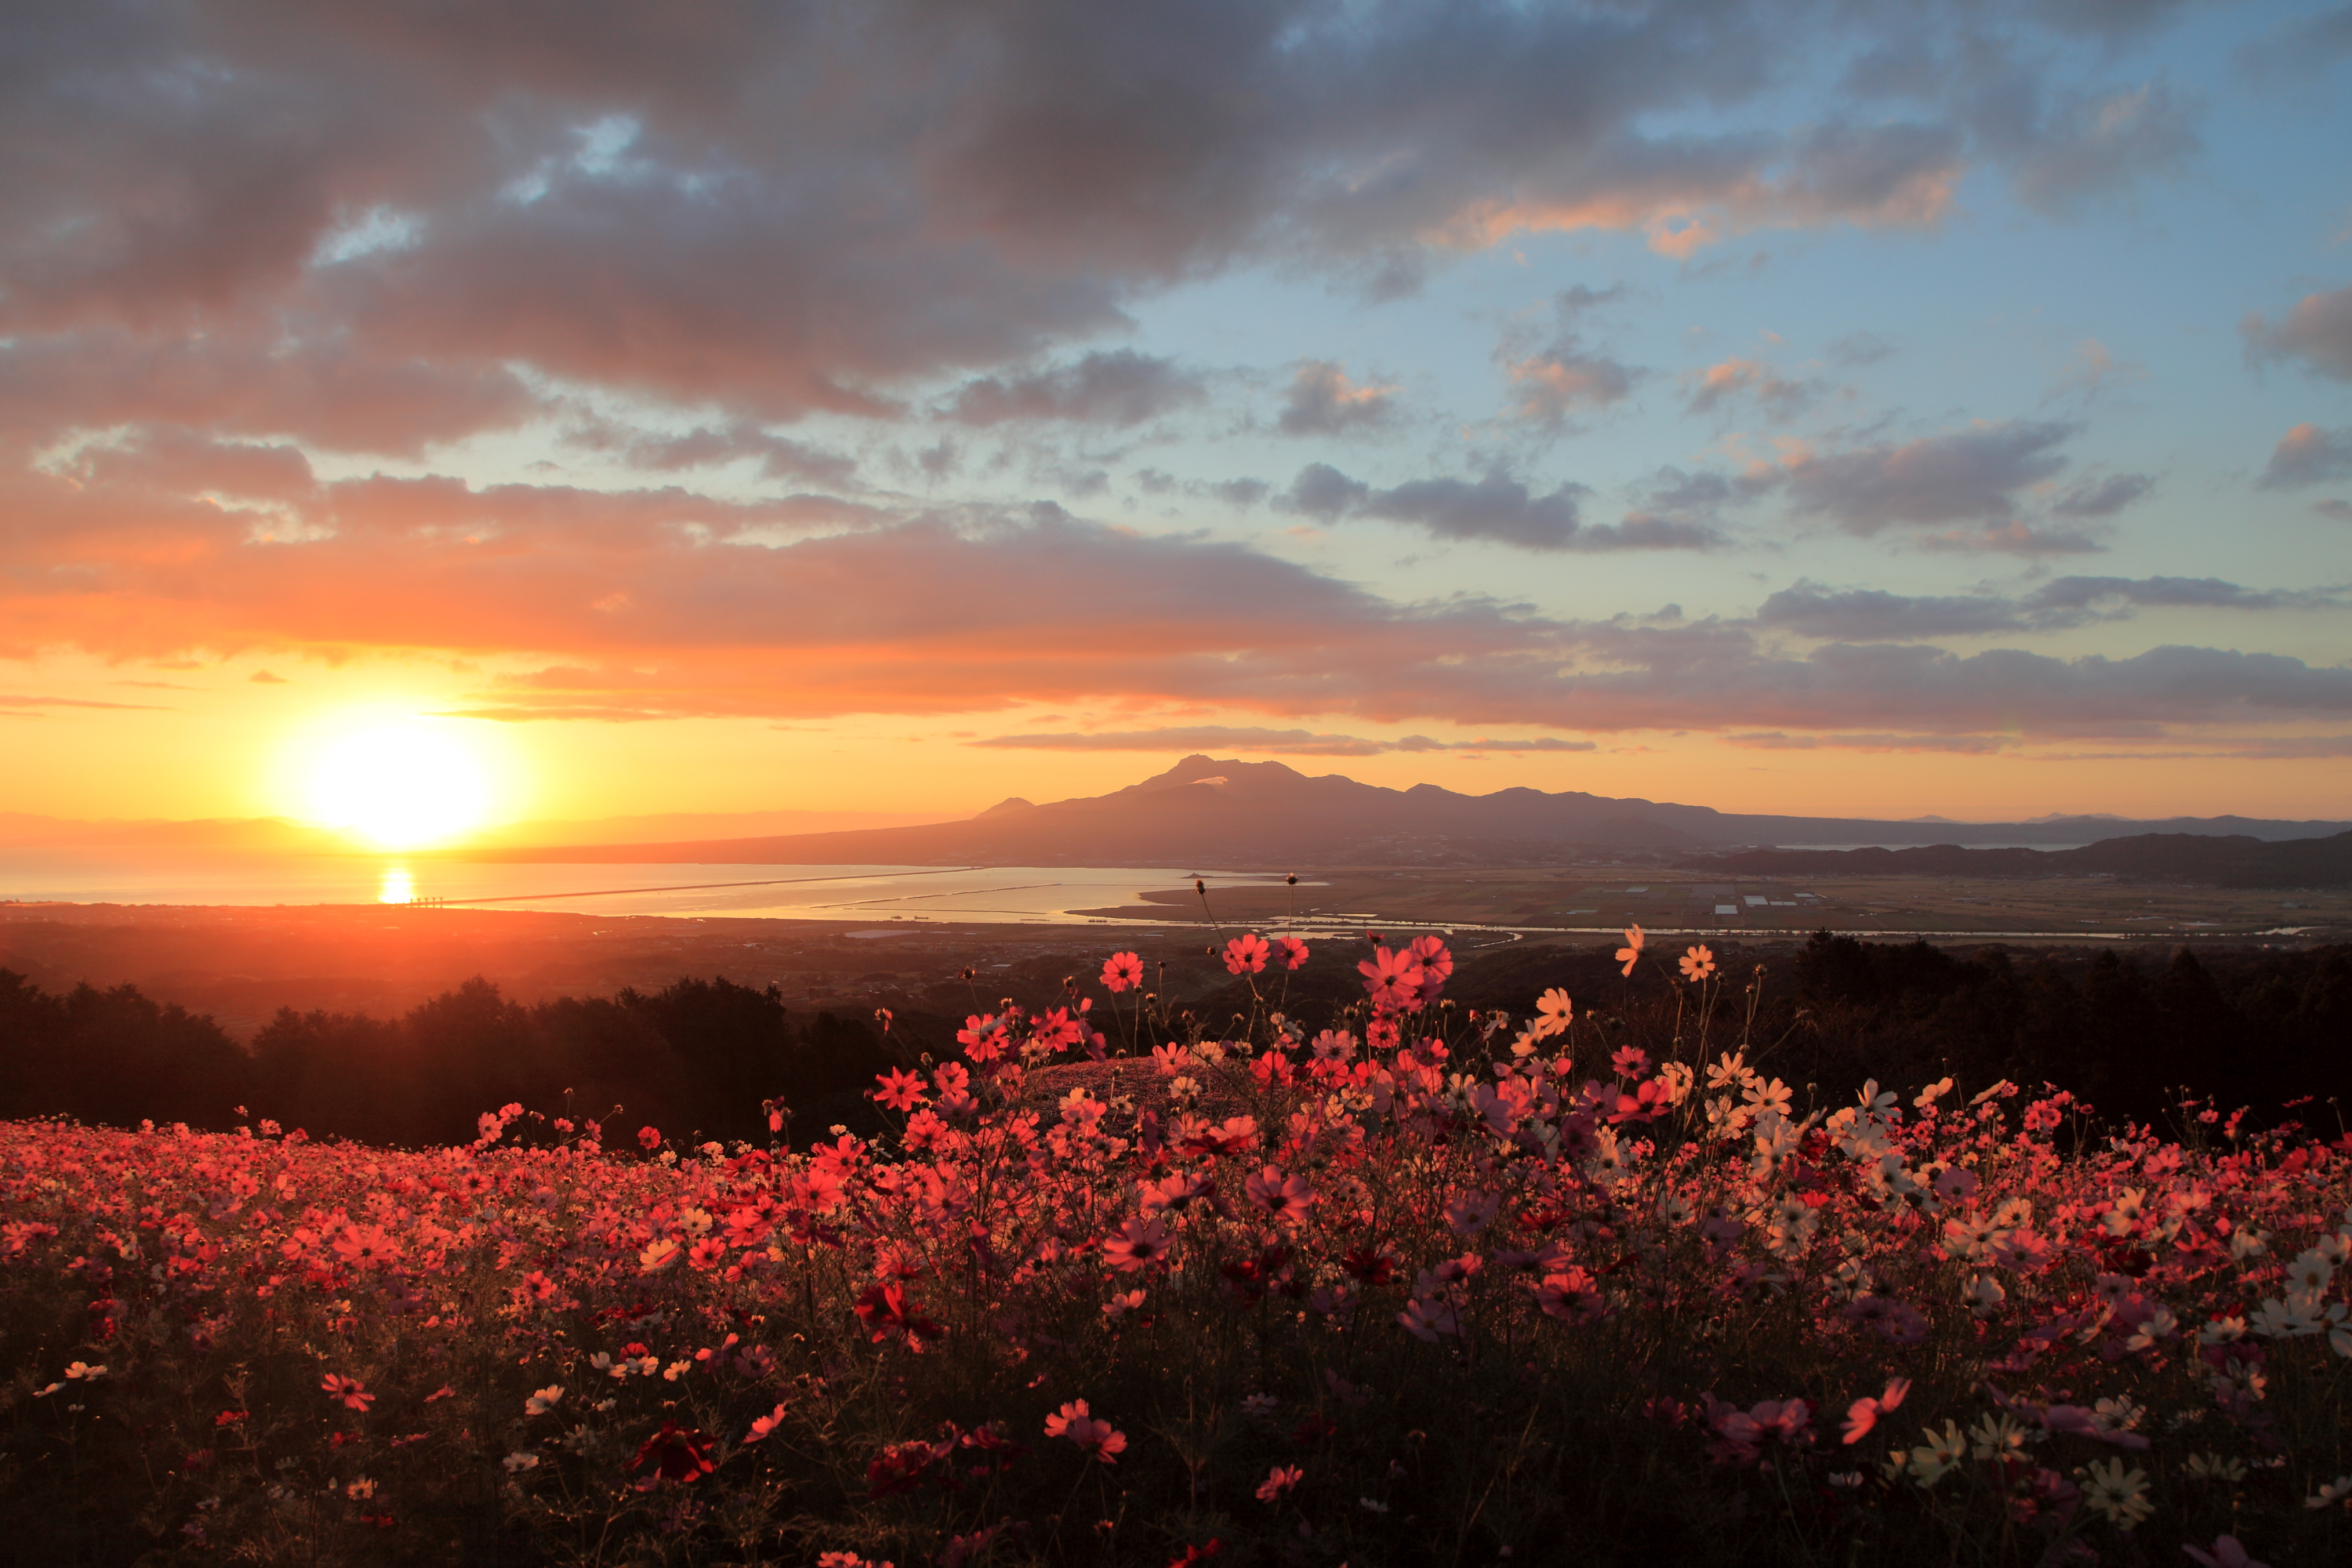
[1682,829,2352,887]
[453,755,2352,868]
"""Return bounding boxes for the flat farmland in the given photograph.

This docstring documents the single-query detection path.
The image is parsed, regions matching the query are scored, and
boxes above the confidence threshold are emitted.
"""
[1080,864,2352,945]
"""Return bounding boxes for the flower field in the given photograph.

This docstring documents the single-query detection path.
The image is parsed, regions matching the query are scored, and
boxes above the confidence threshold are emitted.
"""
[5,930,2350,1566]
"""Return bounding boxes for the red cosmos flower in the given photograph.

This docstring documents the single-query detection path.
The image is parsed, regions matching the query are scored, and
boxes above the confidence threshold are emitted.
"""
[637,1126,662,1151]
[872,1068,927,1112]
[1357,946,1426,1012]
[853,1282,945,1345]
[1224,934,1271,975]
[1339,1245,1396,1286]
[1275,935,1309,970]
[320,1373,374,1412]
[1044,1400,1128,1464]
[630,1421,715,1486]
[1101,951,1145,993]
[956,1014,1007,1062]
[1407,933,1453,983]
[1841,1377,1911,1444]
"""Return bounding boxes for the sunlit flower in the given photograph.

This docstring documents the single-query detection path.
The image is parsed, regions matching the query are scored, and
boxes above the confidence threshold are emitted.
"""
[1614,924,1644,976]
[1044,1400,1127,1463]
[524,1385,562,1417]
[1243,1166,1314,1227]
[1256,1464,1302,1503]
[872,1067,927,1112]
[1357,946,1426,1011]
[1224,934,1271,975]
[1531,988,1573,1039]
[1275,936,1309,971]
[745,1403,789,1443]
[1679,945,1715,982]
[1100,952,1145,992]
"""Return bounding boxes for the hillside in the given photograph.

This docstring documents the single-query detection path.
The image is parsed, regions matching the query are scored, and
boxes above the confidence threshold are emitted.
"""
[1681,829,2352,887]
[447,755,2351,869]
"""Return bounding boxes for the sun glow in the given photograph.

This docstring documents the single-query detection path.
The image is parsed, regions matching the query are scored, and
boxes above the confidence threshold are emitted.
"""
[297,717,501,849]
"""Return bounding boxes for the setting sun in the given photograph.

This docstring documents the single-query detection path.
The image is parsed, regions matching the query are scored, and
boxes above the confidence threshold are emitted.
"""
[299,717,499,849]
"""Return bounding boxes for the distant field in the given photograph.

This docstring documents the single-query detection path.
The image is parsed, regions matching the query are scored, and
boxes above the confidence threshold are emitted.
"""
[1077,865,2352,944]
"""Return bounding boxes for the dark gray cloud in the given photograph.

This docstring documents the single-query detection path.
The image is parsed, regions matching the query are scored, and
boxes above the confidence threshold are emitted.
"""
[1783,420,2075,532]
[2051,473,2154,516]
[1757,584,2029,640]
[1276,361,1402,437]
[1826,330,1897,367]
[2243,285,2352,382]
[2020,575,2343,615]
[1279,463,1701,552]
[1756,575,2342,641]
[948,350,1206,427]
[2235,5,2352,81]
[2258,423,2352,488]
[971,726,1595,757]
[564,418,856,485]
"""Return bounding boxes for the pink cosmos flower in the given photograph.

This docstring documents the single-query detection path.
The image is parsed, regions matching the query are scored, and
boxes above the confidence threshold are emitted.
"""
[1408,934,1454,982]
[1357,946,1426,1011]
[1840,1377,1911,1444]
[1243,1166,1314,1226]
[1679,945,1715,982]
[1615,924,1644,976]
[1256,1464,1302,1503]
[1103,1216,1174,1272]
[872,1068,927,1112]
[321,1373,374,1412]
[1100,951,1145,993]
[744,1403,789,1443]
[1044,1400,1127,1463]
[1275,936,1309,970]
[1224,934,1271,975]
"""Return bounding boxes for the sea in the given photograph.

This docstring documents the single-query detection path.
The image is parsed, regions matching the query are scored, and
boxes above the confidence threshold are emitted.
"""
[0,851,1299,925]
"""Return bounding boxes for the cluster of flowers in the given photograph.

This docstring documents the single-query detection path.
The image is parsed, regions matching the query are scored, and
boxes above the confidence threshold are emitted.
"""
[4,924,2350,1565]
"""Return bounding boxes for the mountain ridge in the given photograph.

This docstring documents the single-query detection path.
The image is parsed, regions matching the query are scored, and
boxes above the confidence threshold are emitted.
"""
[437,755,2352,869]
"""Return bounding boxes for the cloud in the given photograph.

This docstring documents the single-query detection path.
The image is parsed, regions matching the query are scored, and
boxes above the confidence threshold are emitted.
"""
[249,670,289,684]
[947,350,1207,427]
[1276,361,1401,437]
[1504,343,1639,423]
[2258,423,2352,489]
[2235,5,2352,81]
[1724,731,2010,754]
[1279,464,1707,552]
[2243,286,2352,382]
[1826,331,1896,367]
[1780,420,2075,533]
[2316,499,2352,521]
[1757,585,2029,641]
[564,418,857,485]
[2051,473,2153,516]
[1755,575,2339,641]
[1685,356,1813,419]
[1997,82,2201,216]
[971,726,1595,757]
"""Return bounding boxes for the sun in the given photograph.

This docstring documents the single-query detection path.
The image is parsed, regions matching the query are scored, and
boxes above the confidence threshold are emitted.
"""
[299,717,498,850]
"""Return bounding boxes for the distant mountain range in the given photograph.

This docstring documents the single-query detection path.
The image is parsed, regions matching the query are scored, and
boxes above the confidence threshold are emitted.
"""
[1680,833,2352,888]
[448,755,2352,874]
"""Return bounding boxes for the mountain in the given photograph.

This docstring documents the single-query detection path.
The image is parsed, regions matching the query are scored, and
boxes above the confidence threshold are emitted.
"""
[1682,831,2352,888]
[445,755,2352,869]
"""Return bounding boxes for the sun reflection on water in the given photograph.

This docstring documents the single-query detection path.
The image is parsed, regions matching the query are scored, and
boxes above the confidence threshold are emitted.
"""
[378,868,416,905]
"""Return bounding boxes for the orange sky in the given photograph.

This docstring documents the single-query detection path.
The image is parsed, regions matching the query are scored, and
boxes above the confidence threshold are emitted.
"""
[5,4,2350,843]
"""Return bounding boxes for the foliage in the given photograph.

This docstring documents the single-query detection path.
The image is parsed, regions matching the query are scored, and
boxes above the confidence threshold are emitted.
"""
[5,931,2352,1565]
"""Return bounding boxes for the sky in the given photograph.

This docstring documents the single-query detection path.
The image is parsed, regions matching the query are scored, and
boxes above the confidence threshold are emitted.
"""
[3,0,2350,837]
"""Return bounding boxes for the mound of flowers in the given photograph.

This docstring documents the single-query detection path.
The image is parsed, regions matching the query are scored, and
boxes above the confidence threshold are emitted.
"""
[3,927,2349,1566]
